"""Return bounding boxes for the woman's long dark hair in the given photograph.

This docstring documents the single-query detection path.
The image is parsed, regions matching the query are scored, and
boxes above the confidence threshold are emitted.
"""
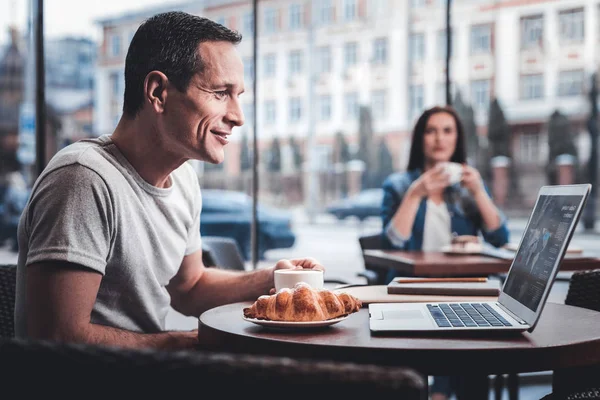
[406,106,467,171]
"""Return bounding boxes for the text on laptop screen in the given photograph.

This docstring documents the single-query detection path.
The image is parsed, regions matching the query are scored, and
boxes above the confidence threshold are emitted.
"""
[503,194,582,312]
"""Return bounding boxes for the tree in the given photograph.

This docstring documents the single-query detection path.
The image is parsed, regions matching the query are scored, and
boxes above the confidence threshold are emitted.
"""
[267,137,281,172]
[376,139,394,187]
[487,98,520,201]
[334,131,351,164]
[240,132,251,172]
[488,98,511,158]
[453,91,478,167]
[357,106,376,168]
[289,136,303,171]
[357,105,378,189]
[546,110,578,185]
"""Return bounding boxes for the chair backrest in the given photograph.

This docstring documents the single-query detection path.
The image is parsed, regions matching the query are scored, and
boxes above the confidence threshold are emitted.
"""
[0,338,426,398]
[565,269,600,312]
[0,264,16,338]
[357,233,389,285]
[202,236,246,271]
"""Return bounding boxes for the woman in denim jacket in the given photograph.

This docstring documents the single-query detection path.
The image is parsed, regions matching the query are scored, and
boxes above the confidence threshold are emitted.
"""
[380,105,509,400]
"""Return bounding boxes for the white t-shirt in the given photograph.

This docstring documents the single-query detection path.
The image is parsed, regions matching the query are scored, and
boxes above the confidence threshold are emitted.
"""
[15,135,203,336]
[421,199,452,252]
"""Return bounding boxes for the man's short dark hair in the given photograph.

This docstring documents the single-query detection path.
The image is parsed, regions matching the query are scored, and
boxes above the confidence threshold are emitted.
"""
[123,11,242,117]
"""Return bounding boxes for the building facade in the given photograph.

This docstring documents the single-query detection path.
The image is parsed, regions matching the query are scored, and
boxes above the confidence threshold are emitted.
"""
[94,0,599,205]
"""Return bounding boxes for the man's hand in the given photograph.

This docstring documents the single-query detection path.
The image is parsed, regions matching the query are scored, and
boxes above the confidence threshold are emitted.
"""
[269,258,324,294]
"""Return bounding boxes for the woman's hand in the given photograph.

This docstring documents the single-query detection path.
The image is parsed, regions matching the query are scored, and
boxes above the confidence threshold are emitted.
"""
[461,164,485,196]
[408,164,449,199]
[269,258,324,294]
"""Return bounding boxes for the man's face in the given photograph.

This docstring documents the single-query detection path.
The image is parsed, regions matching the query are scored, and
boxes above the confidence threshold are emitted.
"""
[162,41,245,164]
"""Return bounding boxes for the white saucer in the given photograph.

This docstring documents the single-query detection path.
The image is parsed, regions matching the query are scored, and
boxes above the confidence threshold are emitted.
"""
[242,315,348,330]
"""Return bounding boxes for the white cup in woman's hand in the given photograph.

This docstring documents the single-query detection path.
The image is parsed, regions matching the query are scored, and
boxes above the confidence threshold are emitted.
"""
[442,162,463,186]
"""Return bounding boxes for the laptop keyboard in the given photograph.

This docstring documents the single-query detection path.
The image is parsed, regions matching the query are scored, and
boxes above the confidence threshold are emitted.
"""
[427,303,513,328]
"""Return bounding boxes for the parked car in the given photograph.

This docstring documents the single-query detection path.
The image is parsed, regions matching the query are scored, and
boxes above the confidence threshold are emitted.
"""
[325,188,384,221]
[200,189,296,260]
[0,172,30,252]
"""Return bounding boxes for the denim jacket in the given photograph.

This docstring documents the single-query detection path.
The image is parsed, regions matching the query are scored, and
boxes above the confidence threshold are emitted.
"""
[381,169,509,252]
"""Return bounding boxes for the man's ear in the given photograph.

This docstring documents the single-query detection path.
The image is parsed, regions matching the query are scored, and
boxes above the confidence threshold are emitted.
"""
[144,71,169,113]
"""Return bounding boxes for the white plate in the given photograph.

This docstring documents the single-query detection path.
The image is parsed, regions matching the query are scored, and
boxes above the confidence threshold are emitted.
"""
[441,244,483,255]
[242,315,348,330]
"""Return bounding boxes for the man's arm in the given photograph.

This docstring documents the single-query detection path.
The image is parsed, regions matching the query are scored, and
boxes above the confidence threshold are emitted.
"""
[167,250,272,317]
[25,261,198,350]
[167,251,324,318]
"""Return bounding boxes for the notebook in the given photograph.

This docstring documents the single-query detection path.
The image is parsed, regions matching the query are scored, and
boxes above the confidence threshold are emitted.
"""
[370,184,591,333]
[387,277,501,296]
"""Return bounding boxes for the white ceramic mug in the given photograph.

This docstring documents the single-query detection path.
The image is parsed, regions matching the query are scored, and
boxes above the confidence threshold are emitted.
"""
[274,269,324,292]
[443,162,463,186]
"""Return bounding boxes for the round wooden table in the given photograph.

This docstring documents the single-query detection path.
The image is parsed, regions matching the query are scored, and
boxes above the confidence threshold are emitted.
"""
[198,301,600,382]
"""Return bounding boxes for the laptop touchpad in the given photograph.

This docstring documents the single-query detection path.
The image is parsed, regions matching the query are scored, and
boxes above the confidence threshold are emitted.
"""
[382,310,425,320]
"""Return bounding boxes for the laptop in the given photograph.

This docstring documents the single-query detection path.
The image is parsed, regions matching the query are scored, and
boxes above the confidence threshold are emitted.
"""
[369,184,591,333]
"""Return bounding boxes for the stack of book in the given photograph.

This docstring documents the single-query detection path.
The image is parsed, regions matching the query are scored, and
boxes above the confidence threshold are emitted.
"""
[387,277,501,296]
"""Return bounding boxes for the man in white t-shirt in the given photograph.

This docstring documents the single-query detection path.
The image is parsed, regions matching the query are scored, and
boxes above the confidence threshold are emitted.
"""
[14,11,323,349]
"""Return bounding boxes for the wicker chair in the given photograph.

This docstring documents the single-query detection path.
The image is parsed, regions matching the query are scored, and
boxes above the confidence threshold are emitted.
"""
[0,264,16,338]
[0,338,426,398]
[540,269,600,400]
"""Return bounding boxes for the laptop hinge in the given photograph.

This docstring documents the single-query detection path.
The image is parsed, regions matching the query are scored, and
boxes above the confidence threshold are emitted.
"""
[496,303,527,325]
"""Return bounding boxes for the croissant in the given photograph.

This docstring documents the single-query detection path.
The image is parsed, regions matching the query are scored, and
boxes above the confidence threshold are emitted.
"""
[243,282,362,322]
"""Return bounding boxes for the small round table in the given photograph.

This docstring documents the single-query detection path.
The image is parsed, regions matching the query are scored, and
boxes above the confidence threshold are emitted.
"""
[198,301,600,392]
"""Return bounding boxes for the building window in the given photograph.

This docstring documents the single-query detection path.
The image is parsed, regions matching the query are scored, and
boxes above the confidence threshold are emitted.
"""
[409,85,424,117]
[243,11,254,35]
[559,8,584,43]
[316,46,331,74]
[288,50,303,76]
[470,79,490,111]
[344,92,359,119]
[318,95,332,121]
[518,133,544,165]
[521,15,544,49]
[558,70,584,97]
[263,53,276,77]
[372,37,388,65]
[264,7,278,34]
[243,103,254,124]
[437,82,454,105]
[109,72,120,98]
[521,74,544,100]
[409,33,425,61]
[368,0,387,18]
[110,34,121,57]
[244,57,254,82]
[344,42,358,68]
[289,3,303,30]
[437,29,455,60]
[410,0,426,8]
[264,101,276,124]
[289,97,303,122]
[317,0,334,25]
[371,90,387,119]
[470,24,491,54]
[344,0,357,21]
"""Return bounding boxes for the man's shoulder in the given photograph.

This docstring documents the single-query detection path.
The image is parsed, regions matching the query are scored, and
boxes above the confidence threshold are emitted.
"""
[36,137,120,188]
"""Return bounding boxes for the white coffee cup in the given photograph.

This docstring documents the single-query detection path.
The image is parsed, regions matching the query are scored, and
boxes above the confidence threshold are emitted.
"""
[274,269,324,292]
[442,162,463,186]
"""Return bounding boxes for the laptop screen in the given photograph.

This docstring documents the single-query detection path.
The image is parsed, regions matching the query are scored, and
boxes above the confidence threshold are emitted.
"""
[502,194,584,312]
